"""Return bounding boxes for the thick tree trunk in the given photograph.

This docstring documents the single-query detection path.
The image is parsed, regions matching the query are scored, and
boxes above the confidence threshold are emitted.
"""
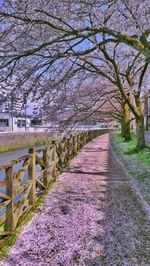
[121,120,125,137]
[134,94,145,150]
[136,115,145,150]
[121,118,131,140]
[123,101,131,141]
[124,120,131,141]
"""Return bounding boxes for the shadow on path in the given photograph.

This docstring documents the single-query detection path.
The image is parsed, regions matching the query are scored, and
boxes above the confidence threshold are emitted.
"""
[2,134,150,266]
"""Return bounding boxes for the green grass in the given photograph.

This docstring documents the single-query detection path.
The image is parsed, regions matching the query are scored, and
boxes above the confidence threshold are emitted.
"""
[110,132,150,204]
[0,138,52,153]
[35,137,52,146]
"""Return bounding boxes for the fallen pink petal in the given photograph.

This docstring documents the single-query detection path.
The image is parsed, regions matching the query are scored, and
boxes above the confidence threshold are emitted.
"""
[1,134,150,266]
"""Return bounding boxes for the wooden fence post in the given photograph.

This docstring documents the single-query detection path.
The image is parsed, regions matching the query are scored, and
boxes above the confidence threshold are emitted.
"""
[66,137,70,158]
[6,166,15,232]
[83,132,86,145]
[56,142,62,170]
[62,137,65,164]
[28,148,36,207]
[62,137,68,164]
[43,148,49,188]
[89,131,92,141]
[69,135,73,157]
[77,134,81,150]
[86,131,89,142]
[51,141,57,180]
[73,135,77,154]
[81,132,84,147]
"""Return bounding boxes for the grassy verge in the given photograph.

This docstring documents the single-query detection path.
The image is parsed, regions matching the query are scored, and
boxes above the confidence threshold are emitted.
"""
[0,137,52,153]
[35,137,52,146]
[110,132,150,205]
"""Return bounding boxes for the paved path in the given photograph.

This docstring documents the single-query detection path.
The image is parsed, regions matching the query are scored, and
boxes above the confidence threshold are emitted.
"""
[2,134,150,266]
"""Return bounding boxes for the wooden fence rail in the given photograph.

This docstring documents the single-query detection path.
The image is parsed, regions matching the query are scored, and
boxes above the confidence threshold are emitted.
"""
[0,129,104,236]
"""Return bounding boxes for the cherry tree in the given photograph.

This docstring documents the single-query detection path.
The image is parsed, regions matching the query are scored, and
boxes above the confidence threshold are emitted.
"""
[0,0,150,148]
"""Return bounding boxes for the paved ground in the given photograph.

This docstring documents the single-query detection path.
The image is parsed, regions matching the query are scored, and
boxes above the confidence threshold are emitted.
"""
[2,134,150,266]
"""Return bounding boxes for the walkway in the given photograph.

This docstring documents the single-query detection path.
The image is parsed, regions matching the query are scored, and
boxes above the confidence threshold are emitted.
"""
[2,134,150,266]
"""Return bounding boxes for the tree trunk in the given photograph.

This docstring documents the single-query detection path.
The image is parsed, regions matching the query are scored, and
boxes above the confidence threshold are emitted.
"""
[121,119,125,137]
[124,120,131,141]
[136,115,145,150]
[123,101,131,141]
[134,94,145,150]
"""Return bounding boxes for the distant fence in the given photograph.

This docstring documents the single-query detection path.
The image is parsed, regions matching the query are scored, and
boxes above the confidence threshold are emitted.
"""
[0,129,111,236]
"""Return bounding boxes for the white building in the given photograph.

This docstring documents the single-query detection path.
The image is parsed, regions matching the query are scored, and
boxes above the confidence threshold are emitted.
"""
[0,112,45,132]
[0,112,12,131]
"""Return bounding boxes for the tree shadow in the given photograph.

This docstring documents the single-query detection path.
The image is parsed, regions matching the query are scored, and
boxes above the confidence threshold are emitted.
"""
[63,169,109,177]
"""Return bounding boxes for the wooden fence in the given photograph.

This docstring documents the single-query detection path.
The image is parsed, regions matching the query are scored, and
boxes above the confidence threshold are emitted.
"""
[0,129,106,236]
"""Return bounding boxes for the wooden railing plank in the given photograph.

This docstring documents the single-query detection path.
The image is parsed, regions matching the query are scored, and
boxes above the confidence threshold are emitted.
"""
[0,213,6,226]
[13,180,32,197]
[36,155,46,169]
[13,158,31,185]
[36,179,46,190]
[0,155,30,170]
[0,192,11,200]
[0,199,11,210]
[5,166,15,232]
[0,130,102,235]
[28,148,36,207]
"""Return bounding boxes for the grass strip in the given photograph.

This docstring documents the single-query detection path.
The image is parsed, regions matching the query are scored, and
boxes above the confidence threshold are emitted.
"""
[110,132,150,205]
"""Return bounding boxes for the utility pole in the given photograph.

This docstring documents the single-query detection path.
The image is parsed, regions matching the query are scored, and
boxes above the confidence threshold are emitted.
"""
[24,93,27,131]
[11,94,14,132]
